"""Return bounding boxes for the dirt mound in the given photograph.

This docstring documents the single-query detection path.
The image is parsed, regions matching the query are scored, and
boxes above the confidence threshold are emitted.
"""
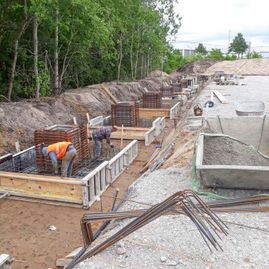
[147,70,169,78]
[204,136,269,166]
[205,58,269,75]
[0,74,176,155]
[175,60,218,75]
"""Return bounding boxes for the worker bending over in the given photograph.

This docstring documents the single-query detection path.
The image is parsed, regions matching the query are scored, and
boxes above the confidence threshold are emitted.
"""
[42,141,77,177]
[92,126,118,158]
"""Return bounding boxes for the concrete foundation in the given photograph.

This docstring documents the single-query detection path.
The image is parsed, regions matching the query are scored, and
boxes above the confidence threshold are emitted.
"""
[196,133,269,190]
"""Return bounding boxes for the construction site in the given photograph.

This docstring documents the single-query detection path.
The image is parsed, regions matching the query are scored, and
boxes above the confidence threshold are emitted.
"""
[1,58,269,269]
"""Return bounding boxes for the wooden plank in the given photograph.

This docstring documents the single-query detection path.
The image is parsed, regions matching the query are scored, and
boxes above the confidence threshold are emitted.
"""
[213,90,228,104]
[89,125,149,132]
[89,126,146,141]
[0,173,83,203]
[0,172,82,185]
[100,84,118,104]
[138,108,170,119]
[3,191,83,205]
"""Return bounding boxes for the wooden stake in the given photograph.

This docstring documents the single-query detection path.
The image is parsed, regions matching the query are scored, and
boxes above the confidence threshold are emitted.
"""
[15,141,21,153]
[86,113,90,123]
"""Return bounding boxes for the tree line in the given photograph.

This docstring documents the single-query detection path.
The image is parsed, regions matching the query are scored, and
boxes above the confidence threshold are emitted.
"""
[0,0,181,101]
[192,33,262,61]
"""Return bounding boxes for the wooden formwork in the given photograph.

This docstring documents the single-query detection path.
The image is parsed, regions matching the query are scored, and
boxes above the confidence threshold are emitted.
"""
[0,141,139,208]
[88,117,166,146]
[0,172,83,204]
[138,101,181,120]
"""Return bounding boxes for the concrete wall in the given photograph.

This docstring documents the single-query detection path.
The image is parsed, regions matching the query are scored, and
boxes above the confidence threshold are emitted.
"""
[206,115,269,154]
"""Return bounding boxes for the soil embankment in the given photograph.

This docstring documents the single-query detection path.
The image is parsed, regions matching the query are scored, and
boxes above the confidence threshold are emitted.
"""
[0,73,177,155]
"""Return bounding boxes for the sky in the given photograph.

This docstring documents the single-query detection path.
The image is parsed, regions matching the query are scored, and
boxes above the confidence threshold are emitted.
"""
[173,0,269,54]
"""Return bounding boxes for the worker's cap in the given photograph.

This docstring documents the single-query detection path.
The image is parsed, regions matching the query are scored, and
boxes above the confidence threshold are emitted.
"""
[112,125,118,131]
[42,147,47,157]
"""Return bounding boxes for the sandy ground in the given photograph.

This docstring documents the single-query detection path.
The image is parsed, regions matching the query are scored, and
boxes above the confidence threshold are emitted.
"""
[0,141,156,269]
[75,75,269,269]
[205,59,269,76]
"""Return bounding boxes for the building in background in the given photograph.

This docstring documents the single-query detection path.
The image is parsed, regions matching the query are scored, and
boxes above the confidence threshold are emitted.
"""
[180,49,195,57]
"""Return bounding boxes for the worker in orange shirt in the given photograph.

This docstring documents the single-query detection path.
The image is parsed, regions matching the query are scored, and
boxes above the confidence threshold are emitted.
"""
[42,141,77,177]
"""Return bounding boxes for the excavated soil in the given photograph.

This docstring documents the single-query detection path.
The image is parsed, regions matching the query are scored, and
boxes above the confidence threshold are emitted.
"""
[175,60,218,75]
[0,74,174,155]
[203,136,269,166]
[205,58,269,76]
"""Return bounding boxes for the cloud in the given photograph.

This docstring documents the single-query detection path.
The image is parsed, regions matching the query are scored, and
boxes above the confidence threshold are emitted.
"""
[173,0,269,51]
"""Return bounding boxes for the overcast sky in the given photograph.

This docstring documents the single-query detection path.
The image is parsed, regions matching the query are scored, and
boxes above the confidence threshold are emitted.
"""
[173,0,269,53]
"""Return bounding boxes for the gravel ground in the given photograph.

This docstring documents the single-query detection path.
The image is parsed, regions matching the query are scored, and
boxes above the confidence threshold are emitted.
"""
[75,167,269,269]
[75,76,269,269]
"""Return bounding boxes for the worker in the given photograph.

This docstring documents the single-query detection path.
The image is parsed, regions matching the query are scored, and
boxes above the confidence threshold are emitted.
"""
[42,141,77,177]
[91,126,118,158]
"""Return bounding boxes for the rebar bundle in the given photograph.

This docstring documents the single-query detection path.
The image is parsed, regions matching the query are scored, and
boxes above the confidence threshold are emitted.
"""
[67,190,228,268]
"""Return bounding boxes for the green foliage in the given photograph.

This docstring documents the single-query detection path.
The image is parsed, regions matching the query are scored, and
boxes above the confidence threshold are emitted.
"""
[246,51,262,59]
[38,61,51,97]
[207,49,224,60]
[228,33,248,58]
[224,54,237,60]
[164,49,185,73]
[195,43,207,55]
[0,0,181,99]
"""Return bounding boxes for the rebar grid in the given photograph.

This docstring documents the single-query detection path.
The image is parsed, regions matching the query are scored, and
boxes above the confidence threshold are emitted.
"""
[111,102,138,127]
[34,125,89,175]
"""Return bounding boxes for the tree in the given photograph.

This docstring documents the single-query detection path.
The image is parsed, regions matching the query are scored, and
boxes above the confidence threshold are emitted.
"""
[164,49,185,74]
[207,49,224,60]
[228,33,248,58]
[195,43,207,55]
[0,0,182,100]
[247,51,262,59]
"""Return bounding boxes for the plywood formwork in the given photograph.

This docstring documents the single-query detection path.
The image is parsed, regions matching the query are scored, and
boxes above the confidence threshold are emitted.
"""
[138,101,181,120]
[0,140,139,208]
[0,172,83,204]
[138,107,170,119]
[89,117,166,146]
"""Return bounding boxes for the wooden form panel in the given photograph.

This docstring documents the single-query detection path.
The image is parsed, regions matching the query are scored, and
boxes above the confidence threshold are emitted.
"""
[138,108,170,119]
[89,126,148,141]
[0,172,83,203]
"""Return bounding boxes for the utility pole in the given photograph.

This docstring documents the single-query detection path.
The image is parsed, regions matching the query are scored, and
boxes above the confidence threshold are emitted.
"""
[227,30,231,54]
